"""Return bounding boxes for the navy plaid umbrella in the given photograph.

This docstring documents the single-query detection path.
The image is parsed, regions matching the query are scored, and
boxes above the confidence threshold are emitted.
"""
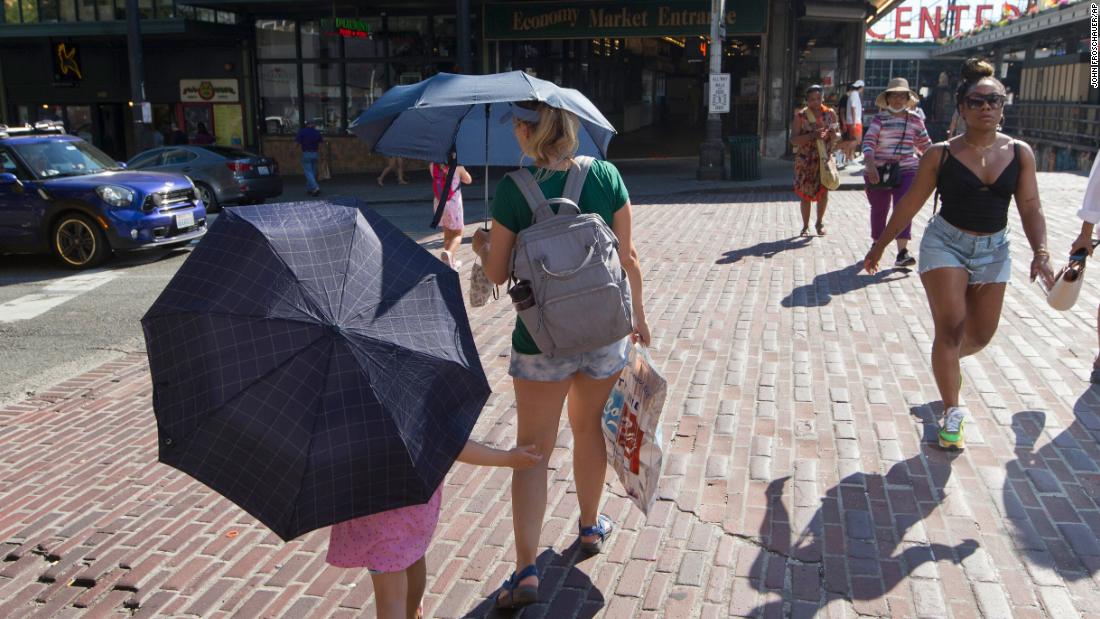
[141,199,489,541]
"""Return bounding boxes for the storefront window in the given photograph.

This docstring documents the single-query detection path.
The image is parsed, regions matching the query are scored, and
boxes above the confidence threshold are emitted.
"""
[346,63,386,121]
[343,16,384,58]
[96,0,117,21]
[66,106,94,142]
[18,0,36,22]
[78,0,95,21]
[154,0,173,18]
[259,64,299,134]
[303,63,342,132]
[433,15,456,58]
[257,20,297,59]
[4,0,21,23]
[302,20,341,60]
[61,0,76,21]
[388,16,428,57]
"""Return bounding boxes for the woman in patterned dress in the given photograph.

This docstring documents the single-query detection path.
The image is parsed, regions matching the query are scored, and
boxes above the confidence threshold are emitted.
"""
[791,84,840,236]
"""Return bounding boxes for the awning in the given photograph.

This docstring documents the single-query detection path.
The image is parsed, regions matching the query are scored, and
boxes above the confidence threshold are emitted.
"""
[867,0,907,26]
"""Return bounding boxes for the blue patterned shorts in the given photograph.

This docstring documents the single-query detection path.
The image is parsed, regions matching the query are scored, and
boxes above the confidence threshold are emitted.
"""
[508,338,630,382]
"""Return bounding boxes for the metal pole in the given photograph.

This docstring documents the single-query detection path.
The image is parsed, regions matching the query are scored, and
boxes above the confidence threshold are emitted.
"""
[696,0,725,179]
[457,0,471,73]
[125,0,149,155]
[483,103,490,230]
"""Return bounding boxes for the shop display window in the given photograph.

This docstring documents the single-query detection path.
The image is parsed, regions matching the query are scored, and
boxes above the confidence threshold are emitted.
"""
[259,63,300,134]
[344,17,385,58]
[433,15,457,59]
[388,16,428,58]
[303,63,343,133]
[346,63,387,120]
[257,20,297,59]
[301,20,340,60]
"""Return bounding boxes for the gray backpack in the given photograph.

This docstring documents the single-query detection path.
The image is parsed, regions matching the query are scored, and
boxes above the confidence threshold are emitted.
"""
[508,156,633,357]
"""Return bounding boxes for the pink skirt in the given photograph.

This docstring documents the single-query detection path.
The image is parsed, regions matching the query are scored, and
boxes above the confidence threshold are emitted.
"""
[326,486,443,572]
[434,192,464,231]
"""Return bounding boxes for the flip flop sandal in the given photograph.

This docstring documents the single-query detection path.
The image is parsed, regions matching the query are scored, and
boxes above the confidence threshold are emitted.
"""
[495,564,538,610]
[799,227,811,237]
[816,223,827,236]
[579,514,615,554]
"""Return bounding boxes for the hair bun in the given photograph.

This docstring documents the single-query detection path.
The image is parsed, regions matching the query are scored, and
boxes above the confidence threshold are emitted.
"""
[961,58,994,81]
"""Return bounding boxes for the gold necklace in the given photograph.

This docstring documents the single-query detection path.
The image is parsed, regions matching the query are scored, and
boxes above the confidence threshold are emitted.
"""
[962,136,997,167]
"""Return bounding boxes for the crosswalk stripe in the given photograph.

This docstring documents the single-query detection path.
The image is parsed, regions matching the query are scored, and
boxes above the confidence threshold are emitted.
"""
[0,271,119,322]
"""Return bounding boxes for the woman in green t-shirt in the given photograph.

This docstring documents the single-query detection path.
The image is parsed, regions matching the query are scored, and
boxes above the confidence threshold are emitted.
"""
[472,101,651,609]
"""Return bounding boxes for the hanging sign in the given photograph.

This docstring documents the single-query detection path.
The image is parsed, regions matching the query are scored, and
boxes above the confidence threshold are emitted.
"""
[180,79,240,103]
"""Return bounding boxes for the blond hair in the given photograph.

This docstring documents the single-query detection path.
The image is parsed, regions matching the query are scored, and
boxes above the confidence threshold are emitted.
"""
[515,101,580,170]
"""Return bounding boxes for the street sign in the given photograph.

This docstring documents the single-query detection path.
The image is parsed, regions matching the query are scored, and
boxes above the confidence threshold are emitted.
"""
[709,73,730,114]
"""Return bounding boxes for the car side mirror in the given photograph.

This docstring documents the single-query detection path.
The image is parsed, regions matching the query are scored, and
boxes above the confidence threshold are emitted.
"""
[116,161,127,169]
[0,172,23,188]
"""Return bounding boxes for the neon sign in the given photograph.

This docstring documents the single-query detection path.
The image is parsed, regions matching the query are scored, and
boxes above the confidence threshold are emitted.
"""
[321,17,373,39]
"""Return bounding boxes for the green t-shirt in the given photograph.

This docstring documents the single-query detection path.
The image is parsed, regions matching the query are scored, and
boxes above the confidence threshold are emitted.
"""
[491,159,630,355]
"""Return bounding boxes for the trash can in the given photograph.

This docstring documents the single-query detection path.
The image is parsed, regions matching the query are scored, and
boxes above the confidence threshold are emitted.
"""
[727,135,760,181]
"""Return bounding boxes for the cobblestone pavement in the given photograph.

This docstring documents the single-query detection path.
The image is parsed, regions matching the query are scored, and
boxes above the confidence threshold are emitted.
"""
[3,172,1100,618]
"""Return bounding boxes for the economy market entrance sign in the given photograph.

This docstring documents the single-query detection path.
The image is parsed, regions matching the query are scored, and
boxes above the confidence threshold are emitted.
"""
[484,1,768,40]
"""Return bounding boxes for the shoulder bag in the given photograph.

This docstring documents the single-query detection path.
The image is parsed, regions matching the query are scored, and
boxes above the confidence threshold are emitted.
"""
[866,113,909,190]
[805,108,840,191]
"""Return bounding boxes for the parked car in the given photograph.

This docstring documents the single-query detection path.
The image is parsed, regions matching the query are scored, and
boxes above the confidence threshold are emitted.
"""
[0,122,207,269]
[126,145,282,212]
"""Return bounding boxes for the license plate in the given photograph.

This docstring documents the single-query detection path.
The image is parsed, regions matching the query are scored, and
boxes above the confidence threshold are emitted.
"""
[175,212,195,229]
[258,166,270,176]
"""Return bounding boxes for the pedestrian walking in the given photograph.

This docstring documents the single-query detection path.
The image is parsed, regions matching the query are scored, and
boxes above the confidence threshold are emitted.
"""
[168,122,187,145]
[1069,148,1100,381]
[295,119,323,196]
[840,80,865,162]
[378,156,408,186]
[862,77,932,268]
[192,122,215,145]
[863,58,1054,450]
[430,160,472,270]
[791,84,840,236]
[471,100,650,610]
[328,440,540,619]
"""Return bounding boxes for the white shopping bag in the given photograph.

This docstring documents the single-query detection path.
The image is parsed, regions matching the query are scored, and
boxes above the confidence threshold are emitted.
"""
[601,344,668,514]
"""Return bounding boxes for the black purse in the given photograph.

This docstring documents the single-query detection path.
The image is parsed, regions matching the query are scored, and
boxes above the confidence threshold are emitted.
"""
[867,114,908,191]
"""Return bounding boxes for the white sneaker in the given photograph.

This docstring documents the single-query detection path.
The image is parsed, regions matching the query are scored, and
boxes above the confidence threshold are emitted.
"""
[939,406,967,450]
[440,250,454,268]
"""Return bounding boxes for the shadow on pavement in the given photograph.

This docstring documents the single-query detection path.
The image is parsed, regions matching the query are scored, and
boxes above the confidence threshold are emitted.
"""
[745,404,978,616]
[716,236,812,265]
[780,262,911,308]
[1003,388,1100,581]
[461,546,604,618]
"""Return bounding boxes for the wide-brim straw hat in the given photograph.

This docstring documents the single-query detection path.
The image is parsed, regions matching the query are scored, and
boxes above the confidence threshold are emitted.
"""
[875,77,919,109]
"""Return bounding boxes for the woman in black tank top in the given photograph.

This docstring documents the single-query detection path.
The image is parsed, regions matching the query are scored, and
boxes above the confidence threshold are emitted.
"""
[862,59,1054,452]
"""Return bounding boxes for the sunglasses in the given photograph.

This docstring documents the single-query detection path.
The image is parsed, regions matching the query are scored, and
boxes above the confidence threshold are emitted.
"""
[964,94,1006,110]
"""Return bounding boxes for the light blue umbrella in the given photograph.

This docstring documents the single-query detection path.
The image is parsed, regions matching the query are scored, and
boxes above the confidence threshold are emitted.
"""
[349,71,616,166]
[348,71,617,229]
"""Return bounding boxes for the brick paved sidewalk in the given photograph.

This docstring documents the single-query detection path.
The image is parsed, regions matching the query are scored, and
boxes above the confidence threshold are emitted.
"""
[3,174,1100,618]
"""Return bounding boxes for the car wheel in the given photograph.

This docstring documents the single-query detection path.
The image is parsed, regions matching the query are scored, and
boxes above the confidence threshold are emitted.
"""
[53,213,109,269]
[196,183,220,213]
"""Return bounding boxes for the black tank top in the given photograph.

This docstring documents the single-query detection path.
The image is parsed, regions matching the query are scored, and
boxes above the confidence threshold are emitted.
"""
[937,142,1020,233]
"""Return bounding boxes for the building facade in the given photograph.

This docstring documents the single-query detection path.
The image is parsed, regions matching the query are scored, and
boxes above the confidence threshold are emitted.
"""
[1,0,893,170]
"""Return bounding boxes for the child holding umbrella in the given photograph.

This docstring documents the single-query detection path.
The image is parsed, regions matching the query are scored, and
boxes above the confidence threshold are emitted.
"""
[327,440,541,619]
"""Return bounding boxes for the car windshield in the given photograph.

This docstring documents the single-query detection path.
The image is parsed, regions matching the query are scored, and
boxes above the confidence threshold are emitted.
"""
[11,140,118,179]
[200,146,257,159]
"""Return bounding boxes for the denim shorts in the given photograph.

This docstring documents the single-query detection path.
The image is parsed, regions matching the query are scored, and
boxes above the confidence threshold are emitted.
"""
[508,337,630,382]
[918,215,1011,284]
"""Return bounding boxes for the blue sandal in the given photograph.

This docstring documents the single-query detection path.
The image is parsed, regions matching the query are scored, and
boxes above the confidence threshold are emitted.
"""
[495,564,538,609]
[579,514,614,554]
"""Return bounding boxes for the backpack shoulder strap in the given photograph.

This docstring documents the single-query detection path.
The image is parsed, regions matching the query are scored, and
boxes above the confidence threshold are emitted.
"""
[562,156,594,205]
[506,167,548,217]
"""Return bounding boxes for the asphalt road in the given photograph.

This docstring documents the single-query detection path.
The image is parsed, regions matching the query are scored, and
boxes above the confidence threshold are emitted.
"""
[0,201,455,408]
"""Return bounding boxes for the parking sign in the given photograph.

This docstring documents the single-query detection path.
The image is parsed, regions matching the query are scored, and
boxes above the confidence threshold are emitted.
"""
[709,73,730,114]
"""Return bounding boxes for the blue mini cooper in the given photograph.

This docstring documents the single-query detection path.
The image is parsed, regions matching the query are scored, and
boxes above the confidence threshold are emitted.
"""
[0,123,207,269]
